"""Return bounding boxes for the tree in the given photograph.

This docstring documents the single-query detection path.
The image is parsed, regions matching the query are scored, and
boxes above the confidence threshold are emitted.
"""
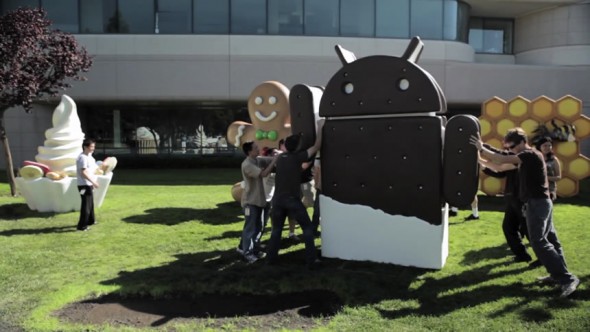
[0,7,92,195]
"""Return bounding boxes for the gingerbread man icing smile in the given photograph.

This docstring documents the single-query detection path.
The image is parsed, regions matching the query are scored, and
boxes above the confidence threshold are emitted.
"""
[227,81,291,150]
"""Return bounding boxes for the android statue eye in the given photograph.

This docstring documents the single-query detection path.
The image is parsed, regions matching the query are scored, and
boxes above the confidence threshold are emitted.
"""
[254,96,263,105]
[268,96,277,105]
[343,82,354,95]
[398,78,410,91]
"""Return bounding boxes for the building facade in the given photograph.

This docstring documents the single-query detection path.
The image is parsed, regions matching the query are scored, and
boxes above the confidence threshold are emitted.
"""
[1,0,589,165]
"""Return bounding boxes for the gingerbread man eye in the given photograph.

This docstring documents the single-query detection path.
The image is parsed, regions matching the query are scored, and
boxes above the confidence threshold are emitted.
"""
[254,96,263,105]
[398,78,410,91]
[268,96,277,105]
[343,82,354,95]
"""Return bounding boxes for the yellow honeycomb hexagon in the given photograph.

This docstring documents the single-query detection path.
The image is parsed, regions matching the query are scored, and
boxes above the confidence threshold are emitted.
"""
[507,96,530,120]
[479,118,493,140]
[556,95,581,121]
[573,116,590,139]
[496,119,516,137]
[554,141,578,159]
[531,96,554,122]
[556,177,577,197]
[566,156,590,180]
[519,119,540,139]
[480,176,504,196]
[482,97,506,120]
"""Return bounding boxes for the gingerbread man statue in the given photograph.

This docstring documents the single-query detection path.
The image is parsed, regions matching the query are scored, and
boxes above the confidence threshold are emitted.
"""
[227,81,291,150]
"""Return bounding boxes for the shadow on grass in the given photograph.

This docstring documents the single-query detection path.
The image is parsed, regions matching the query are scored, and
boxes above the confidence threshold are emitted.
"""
[461,244,512,265]
[0,203,56,220]
[122,202,242,226]
[0,225,76,236]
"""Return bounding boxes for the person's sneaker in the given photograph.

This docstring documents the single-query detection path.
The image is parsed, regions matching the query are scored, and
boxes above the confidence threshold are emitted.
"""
[236,247,245,255]
[244,253,259,264]
[513,255,532,263]
[464,214,479,221]
[536,275,556,285]
[528,260,543,268]
[449,210,458,217]
[255,251,266,259]
[289,233,300,241]
[559,278,580,298]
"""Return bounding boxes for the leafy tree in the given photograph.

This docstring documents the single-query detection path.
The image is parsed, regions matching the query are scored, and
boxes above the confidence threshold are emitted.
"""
[0,7,92,195]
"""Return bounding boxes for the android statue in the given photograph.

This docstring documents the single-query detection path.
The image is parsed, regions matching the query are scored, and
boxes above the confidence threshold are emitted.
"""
[292,37,480,269]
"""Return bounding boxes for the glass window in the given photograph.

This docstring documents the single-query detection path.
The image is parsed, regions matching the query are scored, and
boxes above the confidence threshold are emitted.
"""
[193,0,229,34]
[231,0,266,35]
[118,0,155,33]
[410,0,443,40]
[268,0,303,35]
[304,0,339,36]
[1,0,39,14]
[376,0,409,38]
[442,0,458,40]
[80,0,116,33]
[42,0,78,33]
[156,0,191,34]
[340,0,374,37]
[469,18,513,54]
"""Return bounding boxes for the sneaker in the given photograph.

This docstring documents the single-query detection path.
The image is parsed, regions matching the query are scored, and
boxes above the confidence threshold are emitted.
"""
[559,278,580,298]
[289,233,300,241]
[513,255,532,263]
[244,253,259,264]
[449,210,458,217]
[464,214,479,221]
[528,260,543,268]
[536,275,556,285]
[236,247,244,255]
[255,251,266,259]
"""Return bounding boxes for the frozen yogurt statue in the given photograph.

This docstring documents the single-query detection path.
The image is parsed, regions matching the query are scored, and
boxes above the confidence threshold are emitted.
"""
[15,95,115,213]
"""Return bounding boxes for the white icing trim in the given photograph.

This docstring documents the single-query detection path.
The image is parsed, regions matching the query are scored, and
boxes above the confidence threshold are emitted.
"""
[235,125,245,146]
[255,110,278,122]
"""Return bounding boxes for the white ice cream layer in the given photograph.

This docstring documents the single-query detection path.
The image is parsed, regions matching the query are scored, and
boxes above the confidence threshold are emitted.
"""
[320,195,449,269]
[35,95,84,175]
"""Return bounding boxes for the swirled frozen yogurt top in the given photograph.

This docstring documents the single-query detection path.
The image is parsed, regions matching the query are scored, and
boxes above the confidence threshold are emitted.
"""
[35,95,84,175]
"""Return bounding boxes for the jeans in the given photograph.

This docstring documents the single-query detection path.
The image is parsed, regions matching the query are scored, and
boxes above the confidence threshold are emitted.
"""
[240,203,270,255]
[502,196,531,260]
[77,185,95,230]
[267,195,317,265]
[525,198,575,285]
[311,189,321,233]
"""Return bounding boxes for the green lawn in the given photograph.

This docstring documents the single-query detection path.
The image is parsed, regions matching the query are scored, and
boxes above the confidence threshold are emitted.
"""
[0,169,588,331]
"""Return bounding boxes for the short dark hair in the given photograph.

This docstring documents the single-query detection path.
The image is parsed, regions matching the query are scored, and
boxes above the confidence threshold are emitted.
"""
[82,138,96,149]
[278,138,285,148]
[284,135,300,152]
[534,136,552,150]
[242,141,254,156]
[504,128,527,146]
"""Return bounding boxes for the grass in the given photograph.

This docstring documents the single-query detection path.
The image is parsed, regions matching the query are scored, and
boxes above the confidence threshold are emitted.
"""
[0,169,589,331]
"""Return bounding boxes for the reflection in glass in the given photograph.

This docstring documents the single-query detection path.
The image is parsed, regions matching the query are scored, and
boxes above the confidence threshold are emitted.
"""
[43,0,78,33]
[118,0,154,33]
[156,0,191,34]
[268,0,303,35]
[1,0,39,13]
[468,18,513,54]
[194,0,229,34]
[231,0,266,35]
[376,0,409,38]
[411,0,443,40]
[341,0,374,37]
[80,0,115,33]
[304,0,339,36]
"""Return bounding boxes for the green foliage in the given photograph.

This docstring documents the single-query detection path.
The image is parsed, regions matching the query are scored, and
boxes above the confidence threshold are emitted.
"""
[0,171,588,331]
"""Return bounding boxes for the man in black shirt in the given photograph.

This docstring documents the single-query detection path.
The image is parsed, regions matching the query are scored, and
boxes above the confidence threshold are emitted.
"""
[471,128,579,297]
[266,126,323,268]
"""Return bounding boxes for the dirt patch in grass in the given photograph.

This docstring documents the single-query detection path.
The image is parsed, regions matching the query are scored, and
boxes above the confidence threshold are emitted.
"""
[54,290,343,330]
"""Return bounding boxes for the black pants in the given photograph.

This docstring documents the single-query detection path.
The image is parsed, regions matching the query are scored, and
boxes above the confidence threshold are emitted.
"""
[77,185,95,230]
[502,195,530,260]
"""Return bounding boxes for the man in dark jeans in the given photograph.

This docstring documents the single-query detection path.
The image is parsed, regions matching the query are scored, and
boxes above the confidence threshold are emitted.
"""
[480,143,535,264]
[471,128,579,297]
[267,124,323,269]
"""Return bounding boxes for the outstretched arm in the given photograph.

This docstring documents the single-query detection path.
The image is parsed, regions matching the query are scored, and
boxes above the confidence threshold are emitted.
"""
[470,134,520,165]
[306,119,325,158]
